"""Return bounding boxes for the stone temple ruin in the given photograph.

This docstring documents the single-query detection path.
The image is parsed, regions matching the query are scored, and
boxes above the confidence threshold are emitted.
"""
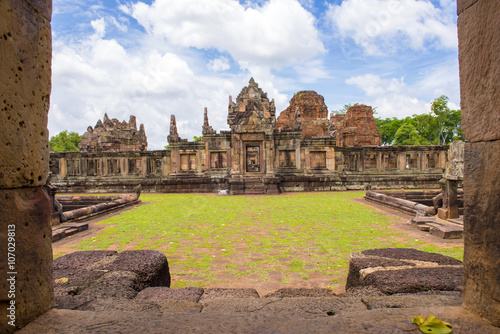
[79,113,147,152]
[50,78,449,194]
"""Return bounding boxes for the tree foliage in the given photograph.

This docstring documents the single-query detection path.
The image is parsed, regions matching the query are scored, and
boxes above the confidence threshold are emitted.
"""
[49,130,82,152]
[375,95,463,146]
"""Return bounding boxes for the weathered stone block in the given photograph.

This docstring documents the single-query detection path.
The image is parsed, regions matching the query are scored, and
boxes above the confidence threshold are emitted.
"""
[0,0,51,189]
[458,0,500,143]
[457,0,479,15]
[25,0,52,21]
[53,250,171,310]
[346,249,463,295]
[463,141,500,326]
[199,288,260,303]
[136,287,204,303]
[53,250,117,270]
[0,187,53,333]
[102,250,171,288]
[263,288,336,298]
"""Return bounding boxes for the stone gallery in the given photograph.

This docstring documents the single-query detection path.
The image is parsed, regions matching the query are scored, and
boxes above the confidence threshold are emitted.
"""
[50,78,449,194]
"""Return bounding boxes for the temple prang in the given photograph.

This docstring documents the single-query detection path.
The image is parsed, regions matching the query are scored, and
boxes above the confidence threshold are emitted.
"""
[79,114,148,152]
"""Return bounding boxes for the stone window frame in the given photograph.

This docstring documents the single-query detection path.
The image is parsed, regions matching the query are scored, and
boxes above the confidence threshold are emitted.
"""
[209,151,228,170]
[278,149,297,168]
[179,153,197,172]
[310,150,327,170]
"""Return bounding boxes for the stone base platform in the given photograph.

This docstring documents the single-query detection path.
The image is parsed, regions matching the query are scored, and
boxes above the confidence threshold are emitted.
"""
[409,217,464,239]
[18,304,500,333]
[25,249,499,333]
[52,222,89,242]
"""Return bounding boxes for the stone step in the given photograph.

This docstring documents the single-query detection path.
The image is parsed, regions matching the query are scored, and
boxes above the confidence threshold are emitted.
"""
[18,305,500,334]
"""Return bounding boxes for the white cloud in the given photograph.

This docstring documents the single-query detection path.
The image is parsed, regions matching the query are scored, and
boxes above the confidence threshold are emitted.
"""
[50,21,234,149]
[327,0,458,55]
[124,0,325,67]
[293,59,331,83]
[50,16,296,149]
[346,74,431,118]
[90,18,106,38]
[208,57,231,72]
[345,56,460,119]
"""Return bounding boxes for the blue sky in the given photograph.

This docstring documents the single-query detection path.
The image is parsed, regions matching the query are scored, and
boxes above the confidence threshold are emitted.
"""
[49,0,460,149]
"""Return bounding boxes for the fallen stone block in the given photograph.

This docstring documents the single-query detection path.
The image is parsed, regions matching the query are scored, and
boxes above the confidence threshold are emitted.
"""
[53,250,171,310]
[429,225,463,239]
[346,248,463,295]
[100,250,171,288]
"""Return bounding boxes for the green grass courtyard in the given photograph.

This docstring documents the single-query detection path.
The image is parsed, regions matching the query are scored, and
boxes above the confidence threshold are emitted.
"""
[54,191,463,292]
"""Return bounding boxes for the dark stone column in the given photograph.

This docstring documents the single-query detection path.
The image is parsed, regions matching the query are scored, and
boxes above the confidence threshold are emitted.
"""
[438,179,459,220]
[0,0,53,332]
[458,0,500,326]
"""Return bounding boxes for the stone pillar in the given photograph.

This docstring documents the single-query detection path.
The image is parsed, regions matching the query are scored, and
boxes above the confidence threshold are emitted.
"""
[438,151,447,168]
[357,153,363,172]
[398,153,406,171]
[0,0,53,332]
[376,152,384,172]
[326,148,335,171]
[422,153,429,170]
[59,157,67,178]
[304,148,311,170]
[141,156,148,176]
[101,158,108,176]
[162,156,170,175]
[195,151,202,174]
[458,0,500,326]
[120,157,128,176]
[438,179,459,220]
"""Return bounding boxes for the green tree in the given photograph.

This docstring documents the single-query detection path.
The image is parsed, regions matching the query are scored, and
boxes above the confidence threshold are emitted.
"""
[193,136,203,142]
[375,117,404,145]
[431,95,463,144]
[393,123,429,145]
[49,130,82,152]
[375,95,462,146]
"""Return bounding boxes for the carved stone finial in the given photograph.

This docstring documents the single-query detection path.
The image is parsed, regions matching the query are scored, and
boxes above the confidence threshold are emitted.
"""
[167,115,180,143]
[95,119,104,129]
[202,107,215,135]
[204,107,209,127]
[129,115,137,130]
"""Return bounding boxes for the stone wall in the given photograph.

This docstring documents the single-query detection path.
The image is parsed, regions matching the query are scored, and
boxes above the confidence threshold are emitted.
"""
[49,145,448,193]
[0,0,53,332]
[458,0,500,326]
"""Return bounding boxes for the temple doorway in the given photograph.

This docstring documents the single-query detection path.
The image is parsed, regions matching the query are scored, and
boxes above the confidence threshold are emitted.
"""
[246,145,260,172]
